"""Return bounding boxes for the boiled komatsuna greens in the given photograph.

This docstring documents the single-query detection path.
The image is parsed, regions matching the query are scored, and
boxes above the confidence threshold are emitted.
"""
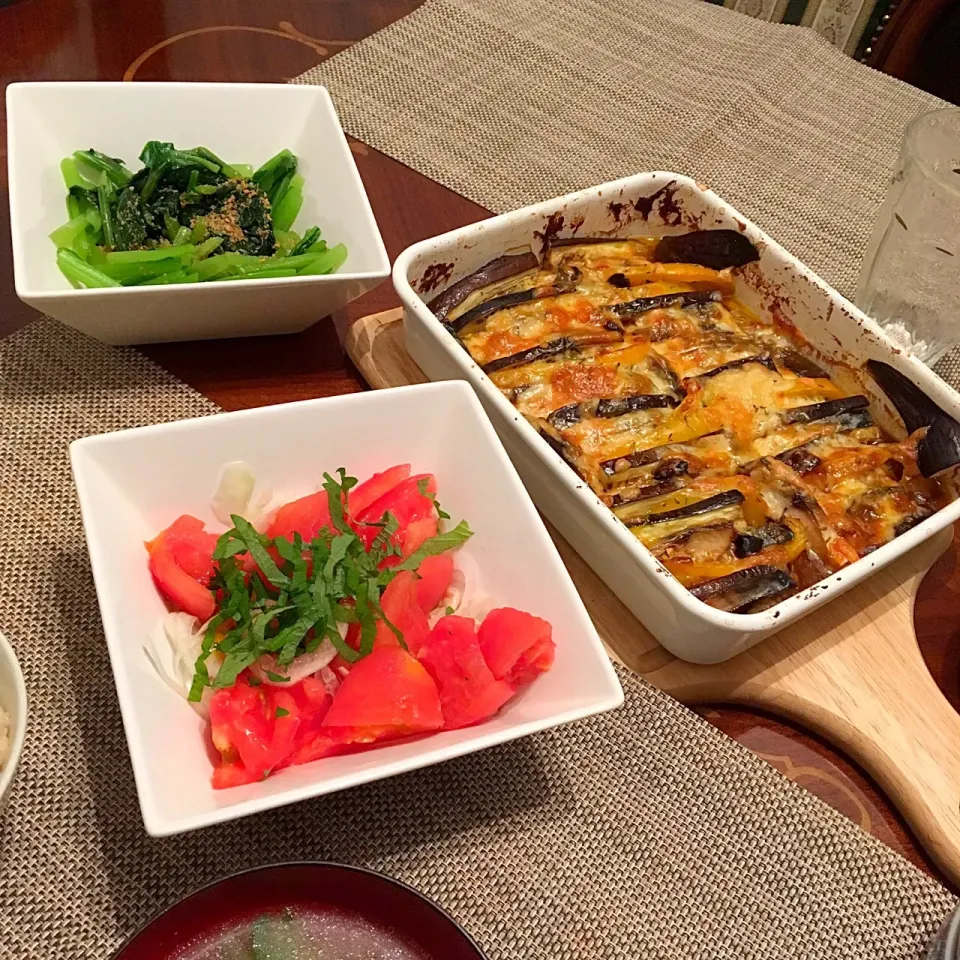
[50,142,347,288]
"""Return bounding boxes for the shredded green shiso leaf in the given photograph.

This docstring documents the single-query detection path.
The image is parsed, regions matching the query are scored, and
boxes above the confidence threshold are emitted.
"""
[188,469,472,701]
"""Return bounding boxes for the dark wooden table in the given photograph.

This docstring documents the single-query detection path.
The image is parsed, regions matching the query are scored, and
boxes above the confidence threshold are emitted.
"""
[2,0,959,887]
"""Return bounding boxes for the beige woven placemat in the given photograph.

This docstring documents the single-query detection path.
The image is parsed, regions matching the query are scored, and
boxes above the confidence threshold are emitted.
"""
[297,0,960,387]
[0,320,955,960]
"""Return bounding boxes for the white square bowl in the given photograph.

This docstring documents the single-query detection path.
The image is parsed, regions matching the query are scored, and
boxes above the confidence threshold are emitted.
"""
[393,172,960,664]
[70,381,623,836]
[7,82,390,345]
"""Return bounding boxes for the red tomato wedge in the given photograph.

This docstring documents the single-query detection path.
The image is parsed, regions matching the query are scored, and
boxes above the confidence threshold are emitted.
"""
[146,514,217,621]
[266,490,332,543]
[208,674,343,786]
[212,761,262,789]
[363,496,437,552]
[401,516,439,557]
[322,647,443,743]
[478,608,556,686]
[266,690,303,772]
[347,464,411,520]
[209,677,281,783]
[375,570,430,651]
[286,676,333,761]
[155,515,218,580]
[415,554,455,613]
[355,475,437,540]
[418,616,514,730]
[355,473,435,523]
[291,733,343,766]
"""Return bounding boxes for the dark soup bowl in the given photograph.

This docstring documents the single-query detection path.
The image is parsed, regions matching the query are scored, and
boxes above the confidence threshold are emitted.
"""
[112,862,487,959]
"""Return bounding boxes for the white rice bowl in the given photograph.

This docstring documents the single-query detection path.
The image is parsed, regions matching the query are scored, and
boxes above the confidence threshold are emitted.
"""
[0,629,27,807]
[0,704,10,770]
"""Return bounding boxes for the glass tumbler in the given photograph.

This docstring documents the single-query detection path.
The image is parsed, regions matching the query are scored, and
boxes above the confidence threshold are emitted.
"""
[856,108,960,365]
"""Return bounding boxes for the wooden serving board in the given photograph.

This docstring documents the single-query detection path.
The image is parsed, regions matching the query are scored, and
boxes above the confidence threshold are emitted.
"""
[346,307,960,886]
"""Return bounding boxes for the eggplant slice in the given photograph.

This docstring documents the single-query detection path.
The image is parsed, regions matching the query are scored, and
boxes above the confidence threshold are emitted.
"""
[779,350,829,379]
[689,565,795,613]
[733,523,794,558]
[866,359,941,433]
[448,268,584,333]
[623,489,745,528]
[612,290,721,318]
[919,414,960,478]
[482,337,580,374]
[776,445,822,474]
[783,396,872,428]
[449,287,549,333]
[867,359,960,478]
[428,252,539,320]
[547,394,678,429]
[697,354,777,380]
[653,230,761,270]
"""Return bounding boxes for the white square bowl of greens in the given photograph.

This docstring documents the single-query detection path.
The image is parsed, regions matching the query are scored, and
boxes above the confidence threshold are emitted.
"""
[70,381,623,836]
[7,82,390,344]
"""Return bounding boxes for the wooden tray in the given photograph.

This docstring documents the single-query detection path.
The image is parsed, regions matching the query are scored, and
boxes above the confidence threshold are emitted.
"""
[346,307,960,885]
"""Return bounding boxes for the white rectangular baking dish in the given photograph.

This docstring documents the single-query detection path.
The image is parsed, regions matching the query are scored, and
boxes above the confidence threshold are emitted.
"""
[393,172,960,663]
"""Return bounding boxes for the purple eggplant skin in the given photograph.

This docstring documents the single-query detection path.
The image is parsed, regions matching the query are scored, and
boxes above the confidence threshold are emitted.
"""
[918,413,960,478]
[733,523,794,559]
[600,433,726,477]
[652,457,690,482]
[867,359,942,433]
[623,489,745,528]
[482,337,578,374]
[777,445,822,474]
[697,354,777,380]
[427,252,539,320]
[546,403,583,430]
[894,509,935,536]
[596,394,678,417]
[779,350,828,380]
[783,395,870,424]
[610,474,689,508]
[653,229,761,270]
[601,449,660,477]
[547,393,677,430]
[450,263,584,333]
[448,287,540,333]
[689,565,795,612]
[866,359,960,477]
[611,289,721,318]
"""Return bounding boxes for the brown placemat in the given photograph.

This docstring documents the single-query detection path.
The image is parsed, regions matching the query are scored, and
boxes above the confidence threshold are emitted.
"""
[0,319,955,959]
[296,0,960,388]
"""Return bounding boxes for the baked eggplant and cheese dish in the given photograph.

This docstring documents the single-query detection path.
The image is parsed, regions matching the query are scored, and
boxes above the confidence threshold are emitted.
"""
[429,229,956,615]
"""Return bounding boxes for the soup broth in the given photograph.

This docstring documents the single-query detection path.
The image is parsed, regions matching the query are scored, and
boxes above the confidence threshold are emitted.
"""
[177,907,429,960]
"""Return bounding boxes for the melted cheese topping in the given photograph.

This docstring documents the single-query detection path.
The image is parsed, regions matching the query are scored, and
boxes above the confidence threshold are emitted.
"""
[444,239,947,611]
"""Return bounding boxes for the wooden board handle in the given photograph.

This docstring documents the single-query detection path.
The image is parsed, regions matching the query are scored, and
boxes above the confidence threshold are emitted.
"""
[644,528,960,884]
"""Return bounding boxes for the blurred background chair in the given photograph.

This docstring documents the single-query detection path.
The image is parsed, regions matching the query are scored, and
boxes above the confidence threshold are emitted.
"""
[709,0,958,104]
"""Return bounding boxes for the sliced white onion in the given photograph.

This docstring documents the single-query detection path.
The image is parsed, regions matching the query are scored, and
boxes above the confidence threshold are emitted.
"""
[459,590,496,624]
[427,565,466,628]
[319,665,341,698]
[426,555,495,627]
[144,612,218,717]
[251,636,338,687]
[210,461,274,529]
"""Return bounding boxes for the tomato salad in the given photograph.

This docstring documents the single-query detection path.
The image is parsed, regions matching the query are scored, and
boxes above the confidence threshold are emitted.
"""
[145,464,556,789]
